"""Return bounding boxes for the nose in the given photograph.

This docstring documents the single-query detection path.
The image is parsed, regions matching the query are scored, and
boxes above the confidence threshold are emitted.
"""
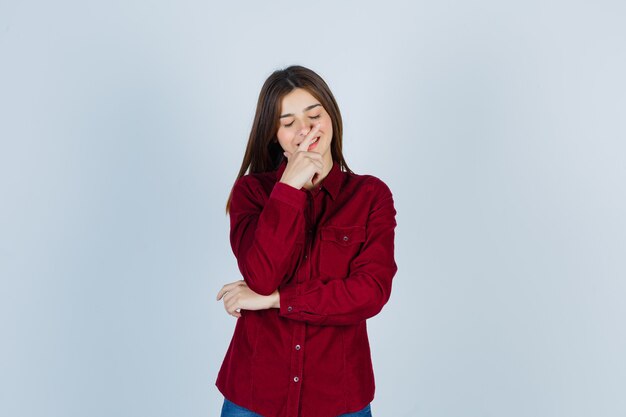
[297,120,312,137]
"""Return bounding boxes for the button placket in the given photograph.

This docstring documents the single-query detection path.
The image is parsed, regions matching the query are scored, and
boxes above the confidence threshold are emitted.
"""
[285,186,316,415]
[286,319,306,416]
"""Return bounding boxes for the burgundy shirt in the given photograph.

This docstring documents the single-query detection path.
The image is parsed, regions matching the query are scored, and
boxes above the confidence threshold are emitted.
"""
[216,159,397,417]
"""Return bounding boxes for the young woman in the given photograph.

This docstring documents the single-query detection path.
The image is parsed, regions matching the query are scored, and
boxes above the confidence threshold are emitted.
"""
[215,65,397,417]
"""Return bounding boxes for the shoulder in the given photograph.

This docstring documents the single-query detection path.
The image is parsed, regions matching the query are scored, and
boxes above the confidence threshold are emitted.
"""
[233,170,277,196]
[229,171,279,214]
[343,171,394,200]
[337,170,396,222]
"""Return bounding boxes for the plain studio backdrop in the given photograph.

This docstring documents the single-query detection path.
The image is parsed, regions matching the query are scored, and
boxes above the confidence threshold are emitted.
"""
[1,1,625,416]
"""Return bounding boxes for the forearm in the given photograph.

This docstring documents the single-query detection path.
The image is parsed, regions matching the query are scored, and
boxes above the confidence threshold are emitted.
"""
[276,185,397,326]
[231,181,307,295]
[277,265,396,326]
[270,290,280,309]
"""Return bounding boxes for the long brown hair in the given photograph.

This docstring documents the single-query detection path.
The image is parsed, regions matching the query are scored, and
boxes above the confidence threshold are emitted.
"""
[225,65,352,213]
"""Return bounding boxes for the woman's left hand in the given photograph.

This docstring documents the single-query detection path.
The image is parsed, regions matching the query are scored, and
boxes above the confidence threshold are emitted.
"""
[216,280,280,318]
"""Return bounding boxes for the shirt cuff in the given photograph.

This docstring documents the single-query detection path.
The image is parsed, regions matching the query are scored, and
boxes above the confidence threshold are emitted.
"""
[270,182,307,211]
[279,283,302,319]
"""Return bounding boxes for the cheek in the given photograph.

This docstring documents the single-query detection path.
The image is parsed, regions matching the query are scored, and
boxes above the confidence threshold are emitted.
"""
[321,117,333,138]
[276,129,291,150]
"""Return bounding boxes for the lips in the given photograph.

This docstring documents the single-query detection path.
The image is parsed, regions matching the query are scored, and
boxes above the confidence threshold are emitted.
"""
[307,135,320,150]
[297,135,321,149]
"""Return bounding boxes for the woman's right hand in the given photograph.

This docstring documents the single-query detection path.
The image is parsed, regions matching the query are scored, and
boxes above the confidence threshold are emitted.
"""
[279,123,325,189]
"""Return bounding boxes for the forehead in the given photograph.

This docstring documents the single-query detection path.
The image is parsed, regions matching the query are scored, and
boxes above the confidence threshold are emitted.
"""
[280,88,320,112]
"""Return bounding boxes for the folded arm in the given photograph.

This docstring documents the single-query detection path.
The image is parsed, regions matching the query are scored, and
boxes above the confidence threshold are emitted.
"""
[229,178,306,296]
[277,179,397,326]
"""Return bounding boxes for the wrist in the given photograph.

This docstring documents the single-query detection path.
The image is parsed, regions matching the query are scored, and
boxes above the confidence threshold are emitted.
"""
[270,290,280,309]
[279,178,300,190]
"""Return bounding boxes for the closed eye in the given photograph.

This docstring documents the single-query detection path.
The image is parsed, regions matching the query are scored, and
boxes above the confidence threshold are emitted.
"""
[282,113,320,127]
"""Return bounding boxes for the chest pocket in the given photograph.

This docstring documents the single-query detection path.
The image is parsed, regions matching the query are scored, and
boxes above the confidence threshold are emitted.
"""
[319,225,366,279]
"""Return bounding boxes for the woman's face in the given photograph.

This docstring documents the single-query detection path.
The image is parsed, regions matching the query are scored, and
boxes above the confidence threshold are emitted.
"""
[276,88,333,166]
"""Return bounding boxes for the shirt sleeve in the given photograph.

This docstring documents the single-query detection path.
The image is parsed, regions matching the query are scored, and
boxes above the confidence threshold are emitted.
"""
[277,178,398,326]
[229,177,307,296]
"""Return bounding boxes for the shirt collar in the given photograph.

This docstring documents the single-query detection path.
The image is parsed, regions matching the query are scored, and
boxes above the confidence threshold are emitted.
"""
[275,159,342,200]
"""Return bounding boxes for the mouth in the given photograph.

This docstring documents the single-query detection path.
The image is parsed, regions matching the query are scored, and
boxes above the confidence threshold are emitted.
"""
[298,135,321,148]
[307,135,320,150]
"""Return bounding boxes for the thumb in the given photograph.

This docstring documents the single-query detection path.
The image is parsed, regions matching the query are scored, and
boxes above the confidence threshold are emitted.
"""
[283,151,291,159]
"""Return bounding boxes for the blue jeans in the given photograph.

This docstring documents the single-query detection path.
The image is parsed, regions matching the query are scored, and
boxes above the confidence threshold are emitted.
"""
[220,398,372,417]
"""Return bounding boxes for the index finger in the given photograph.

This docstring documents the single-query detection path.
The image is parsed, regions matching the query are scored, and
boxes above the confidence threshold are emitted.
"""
[296,123,321,152]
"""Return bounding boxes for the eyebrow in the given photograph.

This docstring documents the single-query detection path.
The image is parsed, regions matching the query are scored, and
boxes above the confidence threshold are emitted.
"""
[279,103,321,119]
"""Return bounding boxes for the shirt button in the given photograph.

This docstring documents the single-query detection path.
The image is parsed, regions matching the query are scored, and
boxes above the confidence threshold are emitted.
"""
[304,254,308,259]
[295,344,301,350]
[343,235,349,241]
[287,306,293,312]
[293,376,300,382]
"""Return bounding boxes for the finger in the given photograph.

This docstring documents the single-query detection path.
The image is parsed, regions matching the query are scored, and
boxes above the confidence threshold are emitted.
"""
[301,151,323,161]
[221,289,234,304]
[217,286,229,301]
[300,123,321,149]
[311,161,324,184]
[216,280,245,300]
[296,123,321,152]
[290,151,322,166]
[222,285,242,306]
[223,286,244,309]
[309,158,324,172]
[223,295,237,315]
[283,151,291,159]
[225,297,241,316]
